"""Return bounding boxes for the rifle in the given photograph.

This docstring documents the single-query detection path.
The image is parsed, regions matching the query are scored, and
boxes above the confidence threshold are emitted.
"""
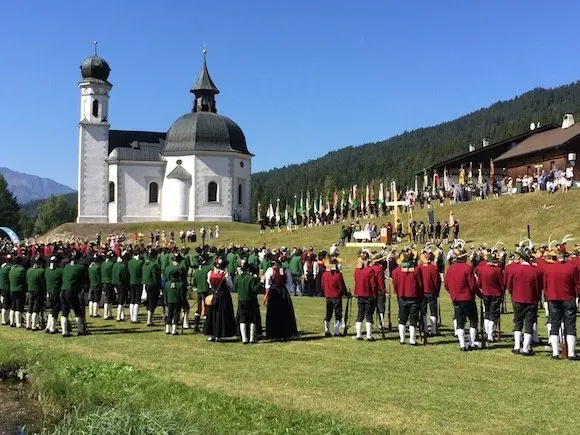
[479,297,486,349]
[387,295,392,332]
[343,294,352,336]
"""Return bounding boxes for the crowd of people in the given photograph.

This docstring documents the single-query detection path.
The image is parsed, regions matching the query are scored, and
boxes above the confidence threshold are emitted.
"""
[0,231,579,359]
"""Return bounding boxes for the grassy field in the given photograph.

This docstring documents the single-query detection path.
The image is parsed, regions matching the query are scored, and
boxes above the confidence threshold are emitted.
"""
[3,190,579,434]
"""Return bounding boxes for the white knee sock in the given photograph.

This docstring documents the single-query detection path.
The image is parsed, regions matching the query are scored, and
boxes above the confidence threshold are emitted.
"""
[25,313,31,329]
[566,335,576,358]
[324,320,330,333]
[240,323,248,342]
[165,324,170,334]
[543,301,549,317]
[469,327,477,347]
[250,323,257,342]
[76,317,82,333]
[523,333,532,353]
[354,321,362,338]
[334,320,341,335]
[532,322,539,343]
[457,329,466,348]
[484,319,489,337]
[31,313,38,329]
[398,324,406,343]
[430,316,437,334]
[409,325,417,344]
[46,314,52,331]
[453,319,458,336]
[61,316,68,335]
[15,312,22,328]
[103,303,109,318]
[365,322,373,339]
[171,324,177,334]
[93,302,99,316]
[9,310,14,325]
[550,335,559,356]
[147,311,153,325]
[514,330,522,350]
[1,308,6,324]
[488,321,495,340]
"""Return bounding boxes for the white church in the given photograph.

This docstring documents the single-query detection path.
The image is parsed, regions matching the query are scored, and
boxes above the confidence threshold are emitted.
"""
[77,47,253,223]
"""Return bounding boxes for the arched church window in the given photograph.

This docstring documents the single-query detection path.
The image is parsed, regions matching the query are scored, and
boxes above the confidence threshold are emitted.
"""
[238,183,243,205]
[92,100,99,118]
[108,182,115,203]
[149,182,159,204]
[208,182,218,202]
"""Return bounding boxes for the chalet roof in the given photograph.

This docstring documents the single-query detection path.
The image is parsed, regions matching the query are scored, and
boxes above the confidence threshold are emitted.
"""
[494,122,580,163]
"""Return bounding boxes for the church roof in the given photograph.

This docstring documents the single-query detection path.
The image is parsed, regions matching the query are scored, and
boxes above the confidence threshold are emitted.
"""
[106,131,167,162]
[162,112,252,155]
[166,165,192,180]
[108,130,166,155]
[190,52,220,95]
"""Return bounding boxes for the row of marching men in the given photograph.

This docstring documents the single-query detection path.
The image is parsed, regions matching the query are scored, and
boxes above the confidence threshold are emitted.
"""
[320,239,580,359]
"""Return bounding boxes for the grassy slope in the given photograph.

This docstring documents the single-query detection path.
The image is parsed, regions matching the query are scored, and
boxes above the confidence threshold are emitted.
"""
[6,190,580,433]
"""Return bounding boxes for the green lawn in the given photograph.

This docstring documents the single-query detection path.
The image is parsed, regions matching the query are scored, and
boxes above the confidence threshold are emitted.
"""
[1,292,579,434]
[6,189,580,433]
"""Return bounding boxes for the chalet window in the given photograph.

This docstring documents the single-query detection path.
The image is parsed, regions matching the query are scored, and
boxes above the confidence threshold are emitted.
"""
[108,182,115,203]
[92,100,99,117]
[208,182,218,202]
[149,182,159,203]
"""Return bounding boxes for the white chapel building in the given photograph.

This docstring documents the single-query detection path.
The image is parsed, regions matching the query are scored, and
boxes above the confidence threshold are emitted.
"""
[77,49,253,223]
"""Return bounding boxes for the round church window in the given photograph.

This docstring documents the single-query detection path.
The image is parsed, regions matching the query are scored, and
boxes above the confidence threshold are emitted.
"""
[176,159,183,165]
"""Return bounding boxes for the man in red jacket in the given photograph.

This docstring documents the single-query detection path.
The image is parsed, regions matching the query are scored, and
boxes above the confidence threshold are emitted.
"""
[419,252,441,336]
[444,247,481,351]
[392,250,424,345]
[476,251,504,342]
[370,253,389,334]
[353,252,377,341]
[504,249,543,356]
[321,258,349,337]
[543,249,580,360]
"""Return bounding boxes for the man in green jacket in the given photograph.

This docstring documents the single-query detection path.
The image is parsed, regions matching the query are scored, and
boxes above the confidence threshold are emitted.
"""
[164,268,185,335]
[128,250,144,323]
[0,254,13,326]
[88,254,102,318]
[9,256,27,328]
[25,257,45,330]
[234,261,262,343]
[100,252,115,320]
[142,249,162,326]
[44,255,63,334]
[288,250,304,296]
[112,252,130,322]
[61,252,89,337]
[164,253,188,328]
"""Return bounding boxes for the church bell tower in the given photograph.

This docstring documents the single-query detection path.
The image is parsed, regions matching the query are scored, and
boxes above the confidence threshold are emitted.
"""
[77,42,112,223]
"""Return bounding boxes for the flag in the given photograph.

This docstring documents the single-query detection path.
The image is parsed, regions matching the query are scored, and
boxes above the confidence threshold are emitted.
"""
[285,204,289,222]
[306,191,311,215]
[300,191,304,213]
[432,172,437,196]
[468,162,473,183]
[267,203,274,219]
[333,191,338,207]
[459,165,466,185]
[444,167,451,191]
[293,195,298,221]
[257,202,262,219]
[319,193,323,214]
[378,181,384,205]
[423,170,429,192]
[313,194,318,214]
[414,175,418,194]
[275,199,280,219]
[341,189,346,208]
[478,163,483,187]
[490,158,495,178]
[365,184,370,207]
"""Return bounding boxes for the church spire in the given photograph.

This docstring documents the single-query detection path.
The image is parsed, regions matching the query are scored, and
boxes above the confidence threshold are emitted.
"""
[190,49,219,113]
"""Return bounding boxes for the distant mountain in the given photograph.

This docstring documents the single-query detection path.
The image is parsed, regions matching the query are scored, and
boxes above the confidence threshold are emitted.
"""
[0,167,75,205]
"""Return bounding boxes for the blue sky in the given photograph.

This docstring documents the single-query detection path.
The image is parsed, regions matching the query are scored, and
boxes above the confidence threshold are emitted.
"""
[2,1,580,188]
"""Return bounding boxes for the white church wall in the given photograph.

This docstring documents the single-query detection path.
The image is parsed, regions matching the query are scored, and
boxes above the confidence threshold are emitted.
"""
[232,156,252,222]
[162,178,190,221]
[194,154,233,221]
[117,162,164,222]
[78,124,109,223]
[108,163,118,223]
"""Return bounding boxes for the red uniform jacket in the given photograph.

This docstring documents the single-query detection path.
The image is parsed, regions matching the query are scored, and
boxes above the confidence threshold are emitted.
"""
[543,261,580,301]
[444,262,479,302]
[321,270,347,299]
[419,263,441,295]
[392,266,424,299]
[505,262,542,304]
[371,264,387,294]
[354,266,377,298]
[476,263,504,297]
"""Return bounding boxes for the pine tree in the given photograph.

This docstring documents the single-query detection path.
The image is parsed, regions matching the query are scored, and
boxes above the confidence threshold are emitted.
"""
[0,174,21,234]
[34,194,76,235]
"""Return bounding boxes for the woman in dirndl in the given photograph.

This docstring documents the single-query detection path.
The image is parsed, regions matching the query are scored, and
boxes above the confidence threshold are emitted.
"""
[264,253,298,341]
[203,256,236,342]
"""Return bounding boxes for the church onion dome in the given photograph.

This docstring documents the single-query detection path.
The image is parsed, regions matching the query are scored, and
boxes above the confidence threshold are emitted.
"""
[162,112,252,155]
[80,55,111,82]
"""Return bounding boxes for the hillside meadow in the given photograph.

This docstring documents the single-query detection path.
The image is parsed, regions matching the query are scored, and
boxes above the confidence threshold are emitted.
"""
[2,189,579,434]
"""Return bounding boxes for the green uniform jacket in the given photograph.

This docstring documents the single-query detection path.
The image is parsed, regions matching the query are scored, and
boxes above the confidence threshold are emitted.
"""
[158,253,170,274]
[187,253,199,270]
[101,260,114,284]
[193,265,212,293]
[9,265,27,292]
[247,254,259,267]
[0,263,11,291]
[62,263,88,293]
[128,258,144,285]
[111,262,130,286]
[88,263,102,288]
[260,259,270,275]
[164,280,184,304]
[289,256,303,278]
[142,259,161,288]
[234,273,261,302]
[163,262,185,283]
[44,268,63,293]
[26,267,45,293]
[226,252,238,275]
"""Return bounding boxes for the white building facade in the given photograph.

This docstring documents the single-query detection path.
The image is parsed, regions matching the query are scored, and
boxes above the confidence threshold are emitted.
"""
[77,50,253,224]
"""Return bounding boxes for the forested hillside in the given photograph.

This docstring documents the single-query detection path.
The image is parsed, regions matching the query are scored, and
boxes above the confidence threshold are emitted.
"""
[251,81,580,216]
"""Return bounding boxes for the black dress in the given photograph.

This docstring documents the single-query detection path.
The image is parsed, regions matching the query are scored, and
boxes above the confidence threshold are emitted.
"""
[203,271,236,338]
[265,267,298,339]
